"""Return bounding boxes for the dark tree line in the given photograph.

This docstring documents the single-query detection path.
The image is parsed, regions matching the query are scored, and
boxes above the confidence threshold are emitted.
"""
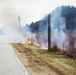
[61,6,76,30]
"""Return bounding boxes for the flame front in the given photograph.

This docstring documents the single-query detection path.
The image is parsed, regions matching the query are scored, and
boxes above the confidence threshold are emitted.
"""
[25,38,34,45]
[60,47,66,50]
[35,43,41,47]
[25,38,41,47]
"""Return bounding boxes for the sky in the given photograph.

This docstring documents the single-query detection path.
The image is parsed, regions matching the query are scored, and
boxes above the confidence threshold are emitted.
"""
[0,0,76,27]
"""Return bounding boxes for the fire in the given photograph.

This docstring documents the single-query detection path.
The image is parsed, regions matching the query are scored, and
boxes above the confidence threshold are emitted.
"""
[25,38,41,47]
[25,38,34,45]
[60,47,66,50]
[35,43,41,47]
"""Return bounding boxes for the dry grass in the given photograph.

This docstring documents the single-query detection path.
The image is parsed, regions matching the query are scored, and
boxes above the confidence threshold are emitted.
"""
[12,43,76,75]
[12,43,59,75]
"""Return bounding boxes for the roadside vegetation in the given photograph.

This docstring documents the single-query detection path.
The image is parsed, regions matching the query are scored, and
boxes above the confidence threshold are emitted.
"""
[12,43,76,75]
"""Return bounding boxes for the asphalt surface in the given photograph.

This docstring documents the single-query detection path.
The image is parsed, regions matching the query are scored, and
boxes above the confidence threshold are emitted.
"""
[0,43,31,75]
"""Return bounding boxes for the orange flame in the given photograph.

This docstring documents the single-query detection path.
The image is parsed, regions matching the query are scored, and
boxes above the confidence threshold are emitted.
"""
[60,47,66,50]
[24,38,41,47]
[35,43,41,47]
[25,38,34,45]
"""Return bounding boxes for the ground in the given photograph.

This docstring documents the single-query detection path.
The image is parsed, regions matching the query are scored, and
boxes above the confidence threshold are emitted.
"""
[12,43,76,75]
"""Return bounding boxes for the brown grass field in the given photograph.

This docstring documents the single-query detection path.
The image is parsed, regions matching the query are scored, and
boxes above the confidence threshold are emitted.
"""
[12,43,76,75]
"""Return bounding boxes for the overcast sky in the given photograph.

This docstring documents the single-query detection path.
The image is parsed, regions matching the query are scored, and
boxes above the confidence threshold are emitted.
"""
[0,0,76,27]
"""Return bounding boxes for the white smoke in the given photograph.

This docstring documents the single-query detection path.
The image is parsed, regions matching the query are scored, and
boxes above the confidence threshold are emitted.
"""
[0,6,25,43]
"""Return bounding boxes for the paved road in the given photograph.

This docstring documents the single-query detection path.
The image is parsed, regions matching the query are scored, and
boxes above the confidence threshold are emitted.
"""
[0,43,31,75]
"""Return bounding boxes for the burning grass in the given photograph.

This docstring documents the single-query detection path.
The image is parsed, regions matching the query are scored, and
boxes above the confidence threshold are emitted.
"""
[12,43,76,75]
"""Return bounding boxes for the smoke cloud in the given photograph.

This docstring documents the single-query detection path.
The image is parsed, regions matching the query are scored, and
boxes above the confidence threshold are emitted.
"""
[0,5,25,43]
[21,6,76,51]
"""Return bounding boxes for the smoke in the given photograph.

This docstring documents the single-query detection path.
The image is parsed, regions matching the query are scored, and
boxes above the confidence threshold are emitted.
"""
[51,7,66,48]
[51,5,76,52]
[0,6,25,43]
[21,25,36,42]
[21,5,76,51]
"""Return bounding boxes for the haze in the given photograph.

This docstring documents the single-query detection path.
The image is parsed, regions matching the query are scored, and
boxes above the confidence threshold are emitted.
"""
[0,0,76,43]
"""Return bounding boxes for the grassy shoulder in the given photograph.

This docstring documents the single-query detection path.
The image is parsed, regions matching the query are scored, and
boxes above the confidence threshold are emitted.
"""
[12,43,76,75]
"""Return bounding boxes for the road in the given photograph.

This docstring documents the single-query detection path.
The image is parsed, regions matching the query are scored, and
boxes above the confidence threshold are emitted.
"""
[0,43,31,75]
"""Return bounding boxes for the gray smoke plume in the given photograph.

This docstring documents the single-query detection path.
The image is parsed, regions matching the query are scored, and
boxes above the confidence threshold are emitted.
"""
[21,6,76,51]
